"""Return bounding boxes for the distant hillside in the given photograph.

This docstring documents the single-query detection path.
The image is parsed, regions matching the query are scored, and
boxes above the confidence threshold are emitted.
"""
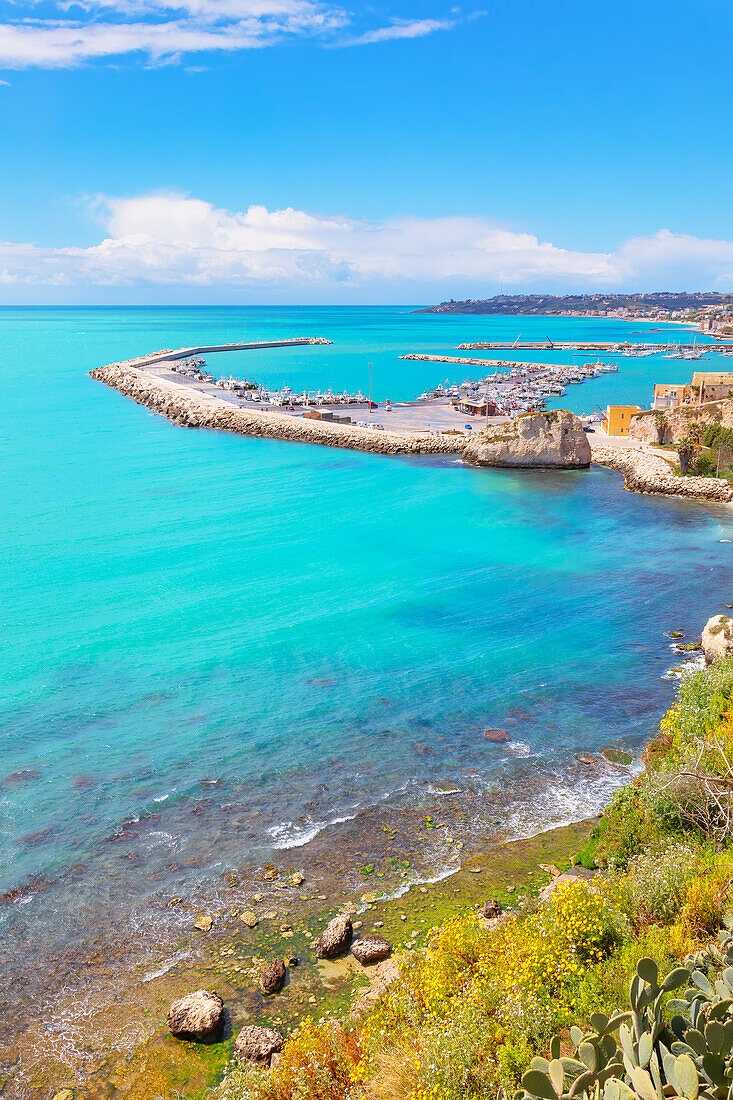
[415,292,733,315]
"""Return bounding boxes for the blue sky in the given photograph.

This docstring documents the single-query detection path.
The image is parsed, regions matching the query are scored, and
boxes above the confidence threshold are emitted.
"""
[0,0,731,302]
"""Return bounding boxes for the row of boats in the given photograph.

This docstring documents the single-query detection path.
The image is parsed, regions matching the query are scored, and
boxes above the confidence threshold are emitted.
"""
[421,361,620,416]
[170,354,618,419]
[171,360,372,407]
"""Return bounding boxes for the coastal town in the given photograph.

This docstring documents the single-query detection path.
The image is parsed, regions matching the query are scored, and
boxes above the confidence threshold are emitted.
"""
[417,291,733,335]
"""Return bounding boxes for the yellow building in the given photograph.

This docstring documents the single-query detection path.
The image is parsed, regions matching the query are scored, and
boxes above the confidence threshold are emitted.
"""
[605,405,642,436]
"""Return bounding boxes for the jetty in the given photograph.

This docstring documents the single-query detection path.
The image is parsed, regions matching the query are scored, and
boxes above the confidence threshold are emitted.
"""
[112,338,332,372]
[90,361,464,456]
[458,340,733,355]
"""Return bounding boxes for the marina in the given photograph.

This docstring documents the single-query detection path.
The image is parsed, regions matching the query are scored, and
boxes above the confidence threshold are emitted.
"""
[141,341,625,433]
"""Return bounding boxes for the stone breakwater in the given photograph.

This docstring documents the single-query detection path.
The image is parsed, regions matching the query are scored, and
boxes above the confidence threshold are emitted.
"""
[90,364,465,456]
[590,442,733,503]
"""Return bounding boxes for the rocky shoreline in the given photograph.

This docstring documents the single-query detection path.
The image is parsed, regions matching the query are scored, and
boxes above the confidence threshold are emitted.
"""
[589,441,733,503]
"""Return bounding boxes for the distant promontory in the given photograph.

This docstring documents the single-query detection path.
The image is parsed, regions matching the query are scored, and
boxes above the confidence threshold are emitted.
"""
[414,291,733,321]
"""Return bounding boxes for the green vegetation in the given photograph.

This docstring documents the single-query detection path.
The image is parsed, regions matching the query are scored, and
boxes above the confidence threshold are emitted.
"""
[214,658,733,1100]
[415,293,733,317]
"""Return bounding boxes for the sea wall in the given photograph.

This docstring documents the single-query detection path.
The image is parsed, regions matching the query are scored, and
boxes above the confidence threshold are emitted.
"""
[590,442,733,502]
[90,364,466,456]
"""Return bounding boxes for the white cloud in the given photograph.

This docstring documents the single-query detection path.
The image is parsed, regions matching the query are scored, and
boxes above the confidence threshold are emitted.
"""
[340,17,455,47]
[1,192,732,295]
[0,0,466,66]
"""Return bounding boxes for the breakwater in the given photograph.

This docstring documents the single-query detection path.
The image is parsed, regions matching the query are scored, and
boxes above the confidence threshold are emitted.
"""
[90,363,465,455]
[590,441,733,502]
[114,337,333,371]
[400,354,564,370]
[90,356,733,502]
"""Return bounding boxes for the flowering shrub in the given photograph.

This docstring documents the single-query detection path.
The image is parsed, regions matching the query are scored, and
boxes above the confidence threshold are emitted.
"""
[618,842,696,930]
[501,879,619,995]
[231,1019,364,1100]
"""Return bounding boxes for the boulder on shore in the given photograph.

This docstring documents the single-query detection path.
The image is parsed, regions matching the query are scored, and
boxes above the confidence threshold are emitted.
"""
[260,959,287,994]
[702,614,733,664]
[462,410,591,469]
[167,989,224,1042]
[314,912,353,959]
[234,1024,284,1065]
[351,936,392,965]
[481,899,502,920]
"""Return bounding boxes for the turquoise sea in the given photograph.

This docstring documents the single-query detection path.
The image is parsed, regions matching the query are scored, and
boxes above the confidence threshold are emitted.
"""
[1,306,732,960]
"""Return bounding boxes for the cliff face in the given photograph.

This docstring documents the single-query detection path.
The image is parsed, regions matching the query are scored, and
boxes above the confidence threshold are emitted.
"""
[462,410,591,469]
[702,614,733,663]
[630,401,733,444]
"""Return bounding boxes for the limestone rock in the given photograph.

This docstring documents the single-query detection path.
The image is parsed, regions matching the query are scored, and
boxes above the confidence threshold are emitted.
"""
[539,867,596,902]
[260,959,286,994]
[314,912,353,958]
[351,936,392,964]
[234,1024,284,1065]
[702,615,733,664]
[167,989,224,1041]
[463,410,591,469]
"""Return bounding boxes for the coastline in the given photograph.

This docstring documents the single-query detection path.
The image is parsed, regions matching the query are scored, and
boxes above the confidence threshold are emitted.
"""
[8,812,596,1099]
[91,358,733,504]
[1,693,681,1099]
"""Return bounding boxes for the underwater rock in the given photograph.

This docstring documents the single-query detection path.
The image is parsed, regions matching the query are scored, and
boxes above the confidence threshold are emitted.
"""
[484,729,510,743]
[193,914,213,932]
[167,989,224,1041]
[260,959,286,994]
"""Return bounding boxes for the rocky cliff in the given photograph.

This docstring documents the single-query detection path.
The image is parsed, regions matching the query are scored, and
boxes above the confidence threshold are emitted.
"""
[630,401,733,445]
[462,410,591,469]
[702,614,733,663]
